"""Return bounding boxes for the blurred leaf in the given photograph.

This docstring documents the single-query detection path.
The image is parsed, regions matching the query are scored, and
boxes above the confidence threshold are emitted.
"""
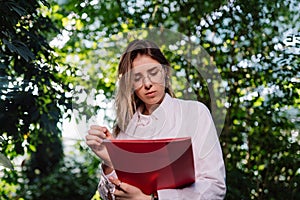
[3,39,35,62]
[0,153,13,170]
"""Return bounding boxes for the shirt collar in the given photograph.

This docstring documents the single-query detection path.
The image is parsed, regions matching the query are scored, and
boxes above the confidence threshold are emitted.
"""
[137,93,172,120]
[124,93,173,138]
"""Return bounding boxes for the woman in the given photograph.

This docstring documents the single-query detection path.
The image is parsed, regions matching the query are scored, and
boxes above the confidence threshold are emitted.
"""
[86,40,226,200]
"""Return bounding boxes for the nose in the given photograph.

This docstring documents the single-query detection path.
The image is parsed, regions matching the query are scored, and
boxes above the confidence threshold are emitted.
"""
[143,76,152,89]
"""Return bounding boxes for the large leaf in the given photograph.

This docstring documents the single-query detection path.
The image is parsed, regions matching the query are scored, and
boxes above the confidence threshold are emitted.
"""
[2,39,35,62]
[0,153,13,170]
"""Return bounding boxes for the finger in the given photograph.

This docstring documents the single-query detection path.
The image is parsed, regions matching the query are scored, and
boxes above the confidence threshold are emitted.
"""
[114,188,127,197]
[109,177,126,192]
[90,126,112,138]
[88,129,107,138]
[109,177,121,186]
[85,134,103,144]
[90,125,108,133]
[85,140,102,148]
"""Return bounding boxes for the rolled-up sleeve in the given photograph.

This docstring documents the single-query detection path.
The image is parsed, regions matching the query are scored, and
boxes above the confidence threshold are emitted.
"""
[98,164,118,200]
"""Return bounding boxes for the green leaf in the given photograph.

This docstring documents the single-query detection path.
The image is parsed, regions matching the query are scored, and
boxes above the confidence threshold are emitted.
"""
[7,1,26,16]
[0,153,13,170]
[29,144,37,152]
[3,39,35,62]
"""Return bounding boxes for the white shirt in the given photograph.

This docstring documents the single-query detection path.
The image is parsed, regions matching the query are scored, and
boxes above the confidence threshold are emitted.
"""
[99,94,226,200]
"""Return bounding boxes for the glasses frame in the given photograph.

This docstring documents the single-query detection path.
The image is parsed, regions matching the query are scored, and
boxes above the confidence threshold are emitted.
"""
[131,64,165,90]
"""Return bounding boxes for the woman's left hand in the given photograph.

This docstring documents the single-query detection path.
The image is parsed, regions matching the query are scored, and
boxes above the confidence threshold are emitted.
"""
[109,177,151,200]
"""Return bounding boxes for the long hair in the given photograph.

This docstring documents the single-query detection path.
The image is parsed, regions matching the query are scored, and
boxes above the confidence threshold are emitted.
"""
[113,39,174,136]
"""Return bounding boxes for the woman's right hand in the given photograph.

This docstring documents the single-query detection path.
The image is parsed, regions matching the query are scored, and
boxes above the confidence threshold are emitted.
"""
[86,125,115,168]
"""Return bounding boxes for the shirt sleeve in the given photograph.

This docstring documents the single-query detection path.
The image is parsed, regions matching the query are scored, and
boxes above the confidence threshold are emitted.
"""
[157,102,226,200]
[97,164,118,200]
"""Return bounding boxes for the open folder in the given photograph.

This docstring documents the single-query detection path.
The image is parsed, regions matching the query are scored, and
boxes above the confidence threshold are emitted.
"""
[103,137,195,195]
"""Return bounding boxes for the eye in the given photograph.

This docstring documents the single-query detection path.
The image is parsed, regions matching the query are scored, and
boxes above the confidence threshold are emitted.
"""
[134,74,142,82]
[148,67,160,76]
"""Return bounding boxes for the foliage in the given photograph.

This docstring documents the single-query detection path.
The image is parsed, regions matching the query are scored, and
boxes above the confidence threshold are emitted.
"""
[0,0,97,199]
[21,144,100,200]
[1,142,100,200]
[0,0,71,168]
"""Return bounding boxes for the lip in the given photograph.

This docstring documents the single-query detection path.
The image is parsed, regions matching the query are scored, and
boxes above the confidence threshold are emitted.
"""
[145,91,156,96]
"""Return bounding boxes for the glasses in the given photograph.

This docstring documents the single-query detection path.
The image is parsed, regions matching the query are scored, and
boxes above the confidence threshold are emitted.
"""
[131,65,164,90]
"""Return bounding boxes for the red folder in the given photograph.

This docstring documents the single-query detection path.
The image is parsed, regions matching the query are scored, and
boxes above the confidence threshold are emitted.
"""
[103,137,195,195]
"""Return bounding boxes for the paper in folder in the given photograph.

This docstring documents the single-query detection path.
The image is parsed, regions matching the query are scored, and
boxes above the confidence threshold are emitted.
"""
[103,137,195,195]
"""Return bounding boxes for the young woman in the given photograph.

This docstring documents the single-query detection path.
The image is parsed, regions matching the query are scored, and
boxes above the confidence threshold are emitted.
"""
[86,40,226,200]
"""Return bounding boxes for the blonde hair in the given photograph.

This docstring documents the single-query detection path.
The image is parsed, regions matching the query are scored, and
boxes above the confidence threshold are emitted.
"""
[113,40,174,135]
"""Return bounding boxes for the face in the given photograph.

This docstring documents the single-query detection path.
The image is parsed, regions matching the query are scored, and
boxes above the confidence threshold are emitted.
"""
[131,54,166,113]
